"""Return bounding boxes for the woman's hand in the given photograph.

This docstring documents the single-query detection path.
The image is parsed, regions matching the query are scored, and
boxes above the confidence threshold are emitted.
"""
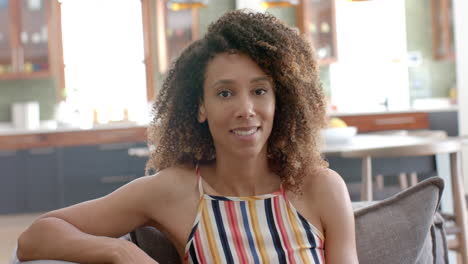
[112,239,159,264]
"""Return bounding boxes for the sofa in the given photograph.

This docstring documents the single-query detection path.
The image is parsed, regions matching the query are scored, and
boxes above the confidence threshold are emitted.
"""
[12,176,447,264]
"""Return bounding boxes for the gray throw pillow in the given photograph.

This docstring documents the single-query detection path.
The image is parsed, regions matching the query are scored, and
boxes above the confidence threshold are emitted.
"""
[353,176,446,264]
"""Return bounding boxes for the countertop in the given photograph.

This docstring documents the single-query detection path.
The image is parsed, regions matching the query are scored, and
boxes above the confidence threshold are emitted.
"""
[0,121,148,136]
[0,105,458,136]
[329,105,458,117]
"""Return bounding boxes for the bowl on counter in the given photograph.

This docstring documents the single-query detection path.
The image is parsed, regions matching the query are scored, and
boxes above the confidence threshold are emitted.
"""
[322,126,357,145]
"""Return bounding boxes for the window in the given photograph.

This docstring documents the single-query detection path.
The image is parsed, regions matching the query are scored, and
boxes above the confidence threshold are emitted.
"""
[329,0,410,112]
[60,0,149,125]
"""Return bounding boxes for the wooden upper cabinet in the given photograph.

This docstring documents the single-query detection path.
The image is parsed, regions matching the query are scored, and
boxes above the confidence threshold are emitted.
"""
[0,0,64,81]
[155,0,200,73]
[297,0,337,64]
[431,0,454,61]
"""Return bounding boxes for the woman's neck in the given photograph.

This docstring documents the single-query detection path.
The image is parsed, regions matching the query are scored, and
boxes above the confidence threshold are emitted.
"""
[201,149,281,197]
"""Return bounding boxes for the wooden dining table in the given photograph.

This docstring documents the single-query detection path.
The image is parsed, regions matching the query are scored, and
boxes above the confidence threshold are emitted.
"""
[128,134,468,205]
[128,134,460,157]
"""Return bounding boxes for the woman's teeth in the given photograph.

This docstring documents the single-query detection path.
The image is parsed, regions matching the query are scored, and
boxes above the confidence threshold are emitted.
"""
[232,128,258,136]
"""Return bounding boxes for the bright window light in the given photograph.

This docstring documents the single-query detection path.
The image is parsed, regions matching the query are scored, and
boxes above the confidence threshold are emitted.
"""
[60,0,148,125]
[330,0,410,112]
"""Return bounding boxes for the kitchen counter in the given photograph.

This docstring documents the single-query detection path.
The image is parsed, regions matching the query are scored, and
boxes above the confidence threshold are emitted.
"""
[0,121,148,136]
[0,106,458,150]
[329,105,458,117]
[0,123,147,150]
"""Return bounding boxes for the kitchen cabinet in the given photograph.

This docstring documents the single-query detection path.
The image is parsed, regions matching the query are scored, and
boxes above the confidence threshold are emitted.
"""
[336,112,430,133]
[428,110,458,136]
[0,127,148,213]
[61,142,142,206]
[0,149,25,213]
[0,0,64,81]
[297,0,337,64]
[431,0,454,60]
[24,147,59,212]
[129,142,149,177]
[154,0,201,73]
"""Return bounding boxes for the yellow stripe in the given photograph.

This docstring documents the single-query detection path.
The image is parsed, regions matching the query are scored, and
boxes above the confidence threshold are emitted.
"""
[286,202,311,264]
[201,200,222,263]
[248,200,269,264]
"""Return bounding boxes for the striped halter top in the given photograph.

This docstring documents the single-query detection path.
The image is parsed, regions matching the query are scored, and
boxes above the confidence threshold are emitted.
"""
[184,167,325,264]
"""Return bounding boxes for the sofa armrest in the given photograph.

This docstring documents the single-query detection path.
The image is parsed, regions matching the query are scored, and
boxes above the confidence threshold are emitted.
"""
[10,246,78,264]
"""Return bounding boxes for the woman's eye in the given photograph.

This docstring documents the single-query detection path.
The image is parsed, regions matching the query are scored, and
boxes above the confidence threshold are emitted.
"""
[218,90,232,98]
[255,88,267,95]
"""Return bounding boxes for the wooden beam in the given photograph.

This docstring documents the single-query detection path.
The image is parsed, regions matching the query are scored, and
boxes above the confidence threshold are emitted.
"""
[141,0,156,101]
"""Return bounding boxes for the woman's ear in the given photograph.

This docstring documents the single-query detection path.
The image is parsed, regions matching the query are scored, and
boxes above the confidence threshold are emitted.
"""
[198,103,207,123]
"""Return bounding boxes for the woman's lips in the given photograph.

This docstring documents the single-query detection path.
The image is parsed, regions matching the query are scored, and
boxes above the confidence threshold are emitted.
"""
[230,126,260,137]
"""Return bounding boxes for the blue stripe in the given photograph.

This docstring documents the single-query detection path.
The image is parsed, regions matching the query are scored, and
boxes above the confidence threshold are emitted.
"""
[298,213,321,263]
[240,201,260,264]
[209,195,231,201]
[189,242,200,264]
[265,199,287,264]
[187,222,199,243]
[212,200,234,263]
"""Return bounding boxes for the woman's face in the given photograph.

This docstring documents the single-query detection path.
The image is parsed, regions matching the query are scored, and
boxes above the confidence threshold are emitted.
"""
[199,52,276,159]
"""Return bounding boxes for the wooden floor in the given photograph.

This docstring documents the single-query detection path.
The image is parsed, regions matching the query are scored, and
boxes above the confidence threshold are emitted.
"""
[0,213,43,264]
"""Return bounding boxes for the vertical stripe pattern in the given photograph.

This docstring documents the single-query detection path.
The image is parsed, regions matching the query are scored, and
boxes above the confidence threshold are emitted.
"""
[185,172,325,263]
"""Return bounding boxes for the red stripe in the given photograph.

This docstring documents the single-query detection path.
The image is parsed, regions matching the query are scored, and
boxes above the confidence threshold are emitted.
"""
[273,196,296,264]
[194,231,207,263]
[319,237,325,263]
[225,202,249,263]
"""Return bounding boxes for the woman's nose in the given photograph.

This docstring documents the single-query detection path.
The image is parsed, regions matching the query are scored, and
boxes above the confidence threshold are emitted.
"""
[236,96,256,119]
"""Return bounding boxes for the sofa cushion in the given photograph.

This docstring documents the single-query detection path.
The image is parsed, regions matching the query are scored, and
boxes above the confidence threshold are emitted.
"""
[130,226,180,263]
[353,176,446,264]
[130,177,445,264]
[12,177,446,264]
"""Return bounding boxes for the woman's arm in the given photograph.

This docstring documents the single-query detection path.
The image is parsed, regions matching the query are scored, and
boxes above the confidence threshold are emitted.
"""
[17,173,169,263]
[17,217,154,263]
[319,169,359,263]
[305,168,359,263]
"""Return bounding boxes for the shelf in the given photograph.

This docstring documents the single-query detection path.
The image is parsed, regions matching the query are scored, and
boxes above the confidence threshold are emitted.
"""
[0,71,52,80]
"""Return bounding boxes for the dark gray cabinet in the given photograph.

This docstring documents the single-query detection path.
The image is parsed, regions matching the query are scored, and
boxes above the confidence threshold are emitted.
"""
[130,142,149,177]
[0,150,25,214]
[24,147,60,212]
[0,140,148,213]
[61,142,143,206]
[428,111,459,136]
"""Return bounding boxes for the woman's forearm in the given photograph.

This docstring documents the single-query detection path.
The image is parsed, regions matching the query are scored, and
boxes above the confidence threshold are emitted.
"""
[17,216,125,263]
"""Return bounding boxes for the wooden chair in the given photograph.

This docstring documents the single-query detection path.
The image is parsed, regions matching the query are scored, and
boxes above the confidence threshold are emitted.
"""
[367,130,448,190]
[341,139,468,263]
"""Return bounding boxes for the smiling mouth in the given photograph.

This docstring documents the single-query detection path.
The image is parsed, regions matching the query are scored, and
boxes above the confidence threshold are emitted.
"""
[231,127,260,136]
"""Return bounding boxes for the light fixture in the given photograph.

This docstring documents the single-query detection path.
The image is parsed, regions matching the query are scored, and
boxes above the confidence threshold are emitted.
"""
[168,0,209,11]
[260,0,299,9]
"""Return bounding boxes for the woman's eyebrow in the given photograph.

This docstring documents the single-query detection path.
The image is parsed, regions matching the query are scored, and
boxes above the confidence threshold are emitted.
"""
[250,76,271,83]
[211,79,234,89]
[210,76,271,89]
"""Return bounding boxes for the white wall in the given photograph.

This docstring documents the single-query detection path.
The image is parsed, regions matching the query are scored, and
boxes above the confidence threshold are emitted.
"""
[453,0,468,192]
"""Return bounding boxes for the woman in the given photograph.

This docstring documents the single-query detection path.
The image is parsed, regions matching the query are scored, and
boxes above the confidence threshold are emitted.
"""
[17,10,358,263]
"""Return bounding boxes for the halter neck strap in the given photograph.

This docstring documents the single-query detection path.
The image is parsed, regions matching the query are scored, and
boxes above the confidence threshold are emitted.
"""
[195,164,204,198]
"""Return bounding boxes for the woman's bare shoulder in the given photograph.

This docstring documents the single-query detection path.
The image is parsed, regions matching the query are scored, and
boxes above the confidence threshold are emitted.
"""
[303,167,353,227]
[143,164,198,196]
[302,167,348,198]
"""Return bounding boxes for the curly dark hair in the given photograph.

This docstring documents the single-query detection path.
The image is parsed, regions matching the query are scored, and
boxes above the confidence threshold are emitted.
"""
[146,10,328,192]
